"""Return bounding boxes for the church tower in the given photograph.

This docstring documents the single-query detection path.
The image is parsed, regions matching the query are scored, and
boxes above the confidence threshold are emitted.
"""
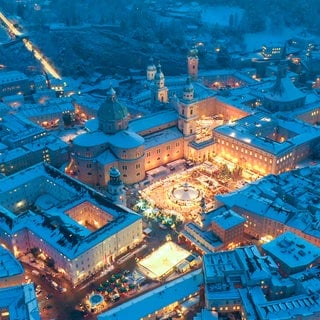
[183,77,194,101]
[178,78,197,137]
[106,167,126,206]
[187,47,199,81]
[146,57,157,81]
[150,62,168,105]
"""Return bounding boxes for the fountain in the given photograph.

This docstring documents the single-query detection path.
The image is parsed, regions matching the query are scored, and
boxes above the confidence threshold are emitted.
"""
[169,182,202,205]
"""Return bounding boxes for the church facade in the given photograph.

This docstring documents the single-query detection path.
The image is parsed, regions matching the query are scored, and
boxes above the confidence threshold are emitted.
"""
[67,52,320,185]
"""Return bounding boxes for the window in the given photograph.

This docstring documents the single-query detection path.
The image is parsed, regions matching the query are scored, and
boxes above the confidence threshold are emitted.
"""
[122,165,127,170]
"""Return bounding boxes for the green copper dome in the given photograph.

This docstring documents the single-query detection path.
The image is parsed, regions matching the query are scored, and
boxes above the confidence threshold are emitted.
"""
[98,87,128,122]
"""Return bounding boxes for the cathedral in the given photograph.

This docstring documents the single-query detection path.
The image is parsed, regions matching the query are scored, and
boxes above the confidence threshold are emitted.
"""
[68,48,320,186]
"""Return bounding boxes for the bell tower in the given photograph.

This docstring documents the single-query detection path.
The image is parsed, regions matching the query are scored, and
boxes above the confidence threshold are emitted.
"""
[146,57,157,81]
[187,47,199,81]
[150,62,168,105]
[178,78,197,137]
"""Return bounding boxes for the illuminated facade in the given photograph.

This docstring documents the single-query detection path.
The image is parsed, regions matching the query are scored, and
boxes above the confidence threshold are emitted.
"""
[213,112,320,175]
[261,43,284,59]
[212,60,319,176]
[216,165,320,247]
[68,54,320,186]
[0,163,143,286]
[0,71,32,98]
[210,209,245,248]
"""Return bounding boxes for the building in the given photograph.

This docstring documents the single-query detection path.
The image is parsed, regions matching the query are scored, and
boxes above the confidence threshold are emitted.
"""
[0,71,32,98]
[203,245,320,320]
[0,246,40,319]
[212,59,320,176]
[65,51,320,189]
[68,87,146,185]
[20,98,75,129]
[179,222,223,255]
[187,47,199,80]
[97,269,203,320]
[262,231,320,276]
[203,245,278,318]
[213,111,320,175]
[0,246,24,288]
[0,163,143,286]
[0,284,40,320]
[146,57,157,82]
[105,167,127,206]
[150,62,169,105]
[210,209,245,249]
[0,114,69,176]
[261,43,284,59]
[216,165,320,247]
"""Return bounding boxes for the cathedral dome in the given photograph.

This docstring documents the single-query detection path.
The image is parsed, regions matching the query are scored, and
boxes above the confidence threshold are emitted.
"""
[98,87,129,134]
[98,87,128,122]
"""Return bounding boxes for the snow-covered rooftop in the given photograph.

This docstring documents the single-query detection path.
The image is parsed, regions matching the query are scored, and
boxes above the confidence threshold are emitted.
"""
[144,127,182,149]
[262,231,320,270]
[0,163,141,259]
[0,70,28,84]
[214,111,320,155]
[211,209,245,230]
[216,165,320,240]
[0,283,40,320]
[129,109,178,134]
[97,269,203,320]
[0,245,24,278]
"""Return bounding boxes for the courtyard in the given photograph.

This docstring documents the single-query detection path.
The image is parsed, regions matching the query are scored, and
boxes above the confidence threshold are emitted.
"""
[135,159,244,226]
